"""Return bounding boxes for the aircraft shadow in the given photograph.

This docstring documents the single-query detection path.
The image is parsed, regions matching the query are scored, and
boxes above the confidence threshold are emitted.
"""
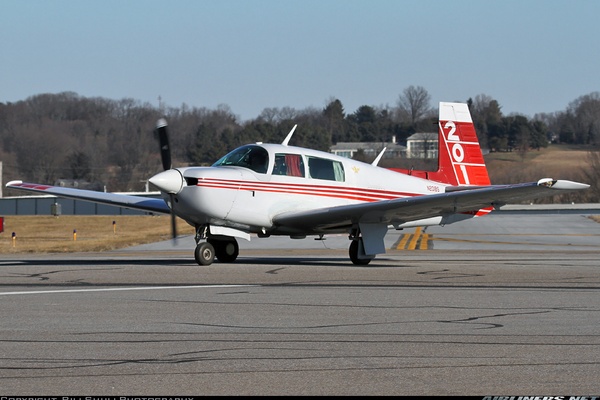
[0,256,399,268]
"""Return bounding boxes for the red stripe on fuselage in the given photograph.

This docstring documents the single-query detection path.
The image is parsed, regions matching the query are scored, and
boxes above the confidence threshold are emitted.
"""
[195,178,417,202]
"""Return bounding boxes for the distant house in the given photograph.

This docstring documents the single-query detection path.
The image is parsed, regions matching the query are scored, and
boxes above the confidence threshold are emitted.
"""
[406,132,438,159]
[330,136,406,160]
[331,133,440,161]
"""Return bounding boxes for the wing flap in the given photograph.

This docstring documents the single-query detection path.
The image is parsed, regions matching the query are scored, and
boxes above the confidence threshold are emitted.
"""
[272,179,590,232]
[6,181,171,214]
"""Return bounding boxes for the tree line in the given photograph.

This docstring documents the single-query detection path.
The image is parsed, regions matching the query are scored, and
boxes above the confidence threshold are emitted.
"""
[0,87,598,200]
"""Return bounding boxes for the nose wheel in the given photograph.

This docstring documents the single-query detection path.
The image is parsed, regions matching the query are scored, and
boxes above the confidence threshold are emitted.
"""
[194,242,215,265]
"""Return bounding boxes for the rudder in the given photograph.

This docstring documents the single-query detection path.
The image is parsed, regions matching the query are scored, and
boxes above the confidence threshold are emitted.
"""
[436,102,490,186]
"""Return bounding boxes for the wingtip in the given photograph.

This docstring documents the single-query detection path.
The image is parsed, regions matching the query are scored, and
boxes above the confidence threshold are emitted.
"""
[538,178,590,190]
[6,180,23,187]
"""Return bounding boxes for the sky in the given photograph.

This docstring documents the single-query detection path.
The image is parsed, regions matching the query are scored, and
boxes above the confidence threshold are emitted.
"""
[2,0,599,122]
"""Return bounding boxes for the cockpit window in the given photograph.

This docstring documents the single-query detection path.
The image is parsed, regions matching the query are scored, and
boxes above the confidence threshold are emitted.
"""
[212,145,269,174]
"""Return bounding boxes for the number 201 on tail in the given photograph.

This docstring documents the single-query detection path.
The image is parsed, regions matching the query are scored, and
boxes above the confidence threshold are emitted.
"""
[444,121,470,185]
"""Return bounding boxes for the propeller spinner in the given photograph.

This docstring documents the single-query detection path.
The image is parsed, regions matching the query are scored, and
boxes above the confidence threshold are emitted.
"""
[148,169,184,194]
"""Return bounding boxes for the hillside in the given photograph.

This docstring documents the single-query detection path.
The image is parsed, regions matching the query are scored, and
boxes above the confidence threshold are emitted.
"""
[380,144,596,203]
[485,144,591,184]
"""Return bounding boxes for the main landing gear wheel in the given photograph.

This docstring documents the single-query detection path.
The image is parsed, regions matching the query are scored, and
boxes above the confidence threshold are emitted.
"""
[194,242,215,265]
[208,237,239,263]
[349,239,372,265]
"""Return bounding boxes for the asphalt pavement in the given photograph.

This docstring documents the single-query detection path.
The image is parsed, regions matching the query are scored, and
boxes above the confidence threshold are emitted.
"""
[0,210,598,395]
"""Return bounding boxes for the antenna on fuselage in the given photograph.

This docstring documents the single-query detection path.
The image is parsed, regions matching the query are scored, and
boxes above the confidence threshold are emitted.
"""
[372,147,387,166]
[281,124,297,146]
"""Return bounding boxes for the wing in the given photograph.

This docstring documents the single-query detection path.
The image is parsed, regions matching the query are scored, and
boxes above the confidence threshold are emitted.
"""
[272,178,590,231]
[5,181,171,214]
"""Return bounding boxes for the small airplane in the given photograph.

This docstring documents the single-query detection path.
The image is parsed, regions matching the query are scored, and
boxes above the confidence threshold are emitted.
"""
[6,102,590,265]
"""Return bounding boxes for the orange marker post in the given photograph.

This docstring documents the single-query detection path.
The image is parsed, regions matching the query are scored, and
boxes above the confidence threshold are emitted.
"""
[11,232,16,248]
[73,229,77,241]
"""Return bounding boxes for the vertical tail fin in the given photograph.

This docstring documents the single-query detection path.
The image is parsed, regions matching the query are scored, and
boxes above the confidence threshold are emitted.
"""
[387,102,490,186]
[386,102,493,218]
[436,102,490,186]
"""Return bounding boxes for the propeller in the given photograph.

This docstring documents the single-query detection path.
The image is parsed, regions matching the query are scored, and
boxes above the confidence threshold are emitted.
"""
[153,118,177,240]
[156,118,171,171]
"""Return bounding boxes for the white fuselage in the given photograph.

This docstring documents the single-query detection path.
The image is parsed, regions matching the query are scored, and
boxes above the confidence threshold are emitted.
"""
[165,143,447,235]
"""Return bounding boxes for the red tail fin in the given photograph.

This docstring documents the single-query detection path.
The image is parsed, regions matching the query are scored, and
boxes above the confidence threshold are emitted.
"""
[388,102,490,186]
[435,102,490,186]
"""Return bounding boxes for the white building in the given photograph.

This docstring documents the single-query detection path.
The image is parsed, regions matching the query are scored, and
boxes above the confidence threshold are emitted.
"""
[330,137,406,160]
[406,132,437,159]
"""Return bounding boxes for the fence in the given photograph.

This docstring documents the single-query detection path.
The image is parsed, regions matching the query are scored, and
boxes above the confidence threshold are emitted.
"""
[0,193,162,216]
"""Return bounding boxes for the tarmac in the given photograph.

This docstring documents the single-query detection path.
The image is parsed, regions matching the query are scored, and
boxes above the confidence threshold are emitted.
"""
[0,208,598,395]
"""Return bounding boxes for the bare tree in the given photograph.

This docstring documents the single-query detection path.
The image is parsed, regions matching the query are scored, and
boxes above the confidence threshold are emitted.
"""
[469,94,503,149]
[396,85,432,127]
[258,106,298,123]
[13,119,73,183]
[567,92,600,145]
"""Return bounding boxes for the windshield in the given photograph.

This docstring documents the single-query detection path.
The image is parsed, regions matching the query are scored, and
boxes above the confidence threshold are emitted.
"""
[212,145,269,174]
